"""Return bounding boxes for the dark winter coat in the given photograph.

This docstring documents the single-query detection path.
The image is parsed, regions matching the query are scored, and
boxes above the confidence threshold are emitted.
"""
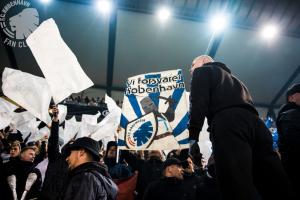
[62,161,118,200]
[143,177,190,200]
[3,157,42,200]
[189,62,258,139]
[276,102,300,157]
[39,121,69,200]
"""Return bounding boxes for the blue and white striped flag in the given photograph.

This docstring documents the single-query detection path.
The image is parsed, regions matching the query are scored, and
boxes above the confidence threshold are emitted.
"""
[118,69,189,150]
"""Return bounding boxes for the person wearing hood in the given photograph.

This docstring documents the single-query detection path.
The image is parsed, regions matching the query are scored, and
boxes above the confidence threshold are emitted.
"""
[188,55,292,200]
[104,141,132,180]
[104,141,118,170]
[276,83,300,198]
[62,137,118,200]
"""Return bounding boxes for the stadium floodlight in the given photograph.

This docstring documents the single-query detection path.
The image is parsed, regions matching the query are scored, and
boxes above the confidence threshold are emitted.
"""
[96,0,113,15]
[40,0,51,4]
[157,7,171,22]
[210,14,229,33]
[261,24,279,40]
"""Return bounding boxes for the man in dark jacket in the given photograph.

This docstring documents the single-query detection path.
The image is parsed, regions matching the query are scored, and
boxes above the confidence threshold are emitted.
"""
[3,146,42,200]
[189,55,292,200]
[135,150,163,200]
[143,158,188,200]
[276,83,300,198]
[62,137,118,200]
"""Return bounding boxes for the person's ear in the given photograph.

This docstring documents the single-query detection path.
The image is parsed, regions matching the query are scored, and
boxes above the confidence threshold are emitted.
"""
[288,95,295,102]
[78,149,85,158]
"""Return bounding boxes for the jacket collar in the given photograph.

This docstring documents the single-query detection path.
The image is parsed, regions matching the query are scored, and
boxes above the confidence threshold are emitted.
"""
[70,161,109,178]
[278,102,300,116]
[162,176,183,184]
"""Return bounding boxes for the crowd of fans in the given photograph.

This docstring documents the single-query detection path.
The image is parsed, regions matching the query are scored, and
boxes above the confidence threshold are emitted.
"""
[0,104,220,200]
[0,92,299,200]
[63,96,122,108]
[0,57,299,199]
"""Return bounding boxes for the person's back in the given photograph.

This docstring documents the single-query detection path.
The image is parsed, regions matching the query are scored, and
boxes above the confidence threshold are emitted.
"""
[143,177,186,200]
[276,84,300,198]
[136,156,163,200]
[189,55,292,200]
[277,102,300,156]
[190,62,257,129]
[63,161,117,200]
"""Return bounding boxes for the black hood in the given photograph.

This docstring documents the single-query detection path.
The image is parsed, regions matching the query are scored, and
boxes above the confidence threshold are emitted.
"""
[204,62,231,74]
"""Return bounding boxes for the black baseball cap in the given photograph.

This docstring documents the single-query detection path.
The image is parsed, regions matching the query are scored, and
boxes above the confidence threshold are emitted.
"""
[162,158,183,170]
[286,83,300,99]
[65,137,100,161]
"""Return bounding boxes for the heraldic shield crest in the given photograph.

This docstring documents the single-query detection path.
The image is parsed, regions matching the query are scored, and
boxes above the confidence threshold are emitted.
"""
[125,112,158,150]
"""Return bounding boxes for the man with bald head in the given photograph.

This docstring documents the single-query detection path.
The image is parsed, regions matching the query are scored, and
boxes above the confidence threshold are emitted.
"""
[188,55,292,200]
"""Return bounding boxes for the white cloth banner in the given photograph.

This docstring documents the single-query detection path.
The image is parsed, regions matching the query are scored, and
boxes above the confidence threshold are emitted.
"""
[26,18,94,104]
[81,112,101,126]
[57,104,67,124]
[2,68,52,124]
[11,111,36,128]
[0,97,18,129]
[17,118,40,141]
[0,113,12,130]
[0,97,18,113]
[90,95,121,141]
[118,69,189,150]
[62,116,80,144]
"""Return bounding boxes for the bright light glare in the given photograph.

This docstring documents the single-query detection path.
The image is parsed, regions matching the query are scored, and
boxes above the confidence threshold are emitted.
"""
[210,14,229,33]
[157,7,171,21]
[261,24,279,40]
[96,0,113,15]
[40,0,51,4]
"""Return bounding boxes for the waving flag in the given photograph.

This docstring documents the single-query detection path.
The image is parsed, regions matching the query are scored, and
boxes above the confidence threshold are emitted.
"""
[2,68,52,124]
[118,69,189,150]
[0,97,18,129]
[26,18,94,104]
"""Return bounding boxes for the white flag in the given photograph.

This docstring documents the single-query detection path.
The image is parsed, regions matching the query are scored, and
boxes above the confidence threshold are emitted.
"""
[57,104,67,124]
[26,18,94,104]
[81,112,101,126]
[0,112,12,130]
[90,95,121,141]
[62,116,80,144]
[0,97,18,129]
[2,68,51,124]
[0,97,18,113]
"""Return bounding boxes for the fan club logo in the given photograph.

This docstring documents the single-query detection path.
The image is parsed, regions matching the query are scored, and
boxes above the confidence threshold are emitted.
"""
[125,113,157,149]
[0,0,39,48]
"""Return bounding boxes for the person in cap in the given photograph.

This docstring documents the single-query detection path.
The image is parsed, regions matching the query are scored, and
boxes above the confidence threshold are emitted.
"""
[143,158,194,200]
[276,83,300,198]
[62,137,118,200]
[189,55,293,200]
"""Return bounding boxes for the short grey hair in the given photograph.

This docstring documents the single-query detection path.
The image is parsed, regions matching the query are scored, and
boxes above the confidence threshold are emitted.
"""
[192,55,214,64]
